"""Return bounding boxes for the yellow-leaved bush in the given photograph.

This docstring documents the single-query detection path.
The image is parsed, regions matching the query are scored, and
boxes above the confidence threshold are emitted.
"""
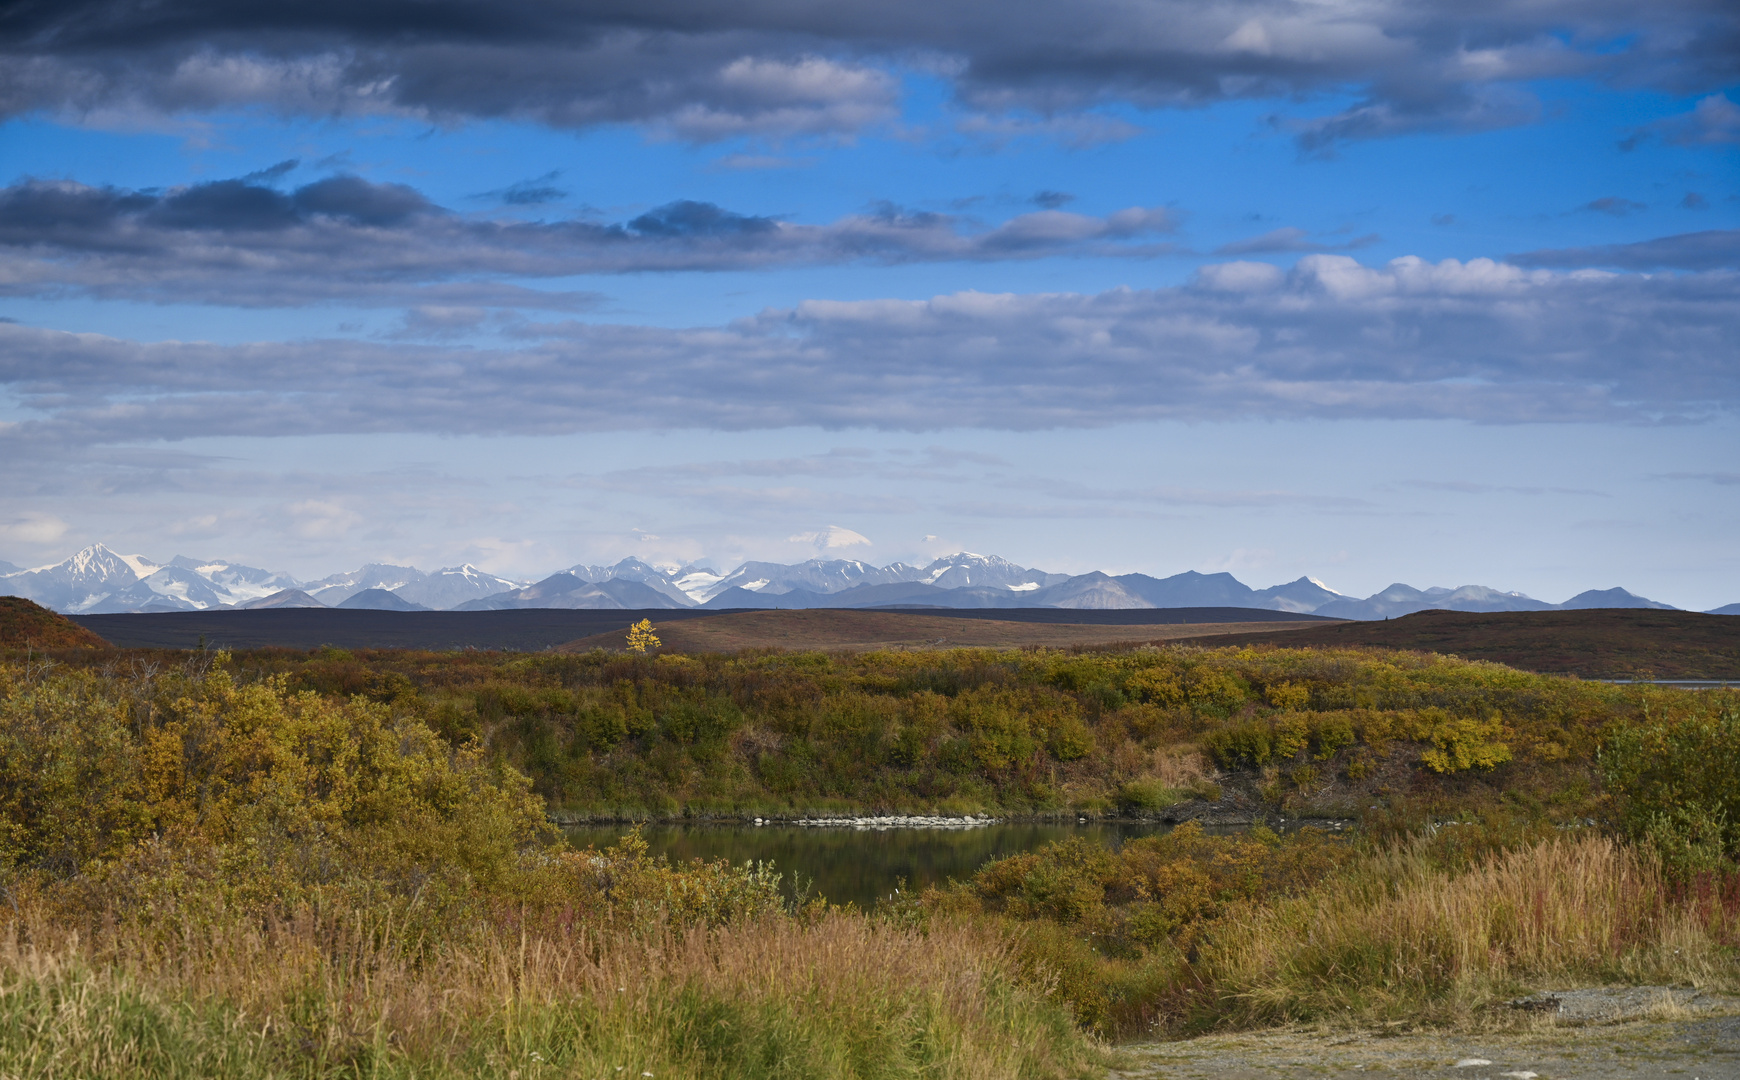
[0,656,554,924]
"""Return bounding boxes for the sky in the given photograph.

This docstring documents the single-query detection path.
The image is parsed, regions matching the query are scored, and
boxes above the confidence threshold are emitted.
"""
[0,0,1736,607]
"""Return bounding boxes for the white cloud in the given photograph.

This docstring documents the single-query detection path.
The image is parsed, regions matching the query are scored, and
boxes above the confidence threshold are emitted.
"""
[0,512,70,546]
[288,500,362,540]
[789,525,873,551]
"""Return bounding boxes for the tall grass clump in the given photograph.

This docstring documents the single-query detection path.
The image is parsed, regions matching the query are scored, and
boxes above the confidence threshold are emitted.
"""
[1197,833,1740,1029]
[925,821,1739,1038]
[0,909,1086,1080]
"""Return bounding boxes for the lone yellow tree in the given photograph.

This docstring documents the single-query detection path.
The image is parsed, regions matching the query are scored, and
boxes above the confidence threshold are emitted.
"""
[625,618,661,653]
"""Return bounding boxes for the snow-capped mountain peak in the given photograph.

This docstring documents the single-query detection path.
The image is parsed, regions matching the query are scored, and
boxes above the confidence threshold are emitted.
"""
[38,543,155,582]
[920,552,1054,590]
[0,541,1690,619]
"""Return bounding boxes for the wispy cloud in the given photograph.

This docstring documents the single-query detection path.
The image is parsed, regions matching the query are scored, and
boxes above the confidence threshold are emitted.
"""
[1511,229,1740,271]
[1215,227,1380,255]
[1653,471,1740,486]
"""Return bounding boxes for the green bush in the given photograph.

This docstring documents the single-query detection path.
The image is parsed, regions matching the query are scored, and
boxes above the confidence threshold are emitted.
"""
[1420,713,1513,773]
[1203,719,1273,768]
[1116,778,1185,813]
[1601,692,1740,875]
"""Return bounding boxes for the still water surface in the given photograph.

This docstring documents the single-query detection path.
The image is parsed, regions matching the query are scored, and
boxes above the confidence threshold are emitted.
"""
[564,821,1174,910]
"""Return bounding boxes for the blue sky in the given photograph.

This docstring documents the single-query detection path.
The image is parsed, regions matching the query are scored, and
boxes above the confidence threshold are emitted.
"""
[1,0,1736,606]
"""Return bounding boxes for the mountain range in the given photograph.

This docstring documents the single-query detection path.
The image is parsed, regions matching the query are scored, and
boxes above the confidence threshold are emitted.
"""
[0,544,1726,621]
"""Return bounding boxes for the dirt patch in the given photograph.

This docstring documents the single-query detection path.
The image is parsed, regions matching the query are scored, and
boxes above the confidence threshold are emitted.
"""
[1113,991,1740,1080]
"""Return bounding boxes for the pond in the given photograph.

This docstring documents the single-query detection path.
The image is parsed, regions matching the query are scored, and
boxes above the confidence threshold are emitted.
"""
[563,819,1177,910]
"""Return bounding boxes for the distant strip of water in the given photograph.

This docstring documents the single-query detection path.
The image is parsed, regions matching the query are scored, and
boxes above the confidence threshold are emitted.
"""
[1594,679,1737,689]
[563,820,1177,910]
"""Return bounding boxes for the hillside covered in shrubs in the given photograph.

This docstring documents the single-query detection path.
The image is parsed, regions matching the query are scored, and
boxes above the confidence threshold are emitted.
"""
[131,642,1695,831]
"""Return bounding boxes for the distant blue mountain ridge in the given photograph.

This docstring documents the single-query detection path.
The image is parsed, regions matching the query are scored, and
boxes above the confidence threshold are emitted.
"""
[0,543,1727,620]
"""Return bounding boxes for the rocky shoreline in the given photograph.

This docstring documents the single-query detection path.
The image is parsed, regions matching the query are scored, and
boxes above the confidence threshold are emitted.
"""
[545,798,1355,831]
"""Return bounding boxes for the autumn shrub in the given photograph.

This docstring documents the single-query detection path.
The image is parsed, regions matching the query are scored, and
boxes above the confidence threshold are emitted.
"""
[1601,689,1740,877]
[99,641,1660,821]
[0,655,550,926]
[935,823,1352,1034]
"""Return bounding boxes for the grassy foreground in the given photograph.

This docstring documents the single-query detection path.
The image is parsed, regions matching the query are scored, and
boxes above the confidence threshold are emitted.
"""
[1,646,1737,1074]
[0,907,1082,1080]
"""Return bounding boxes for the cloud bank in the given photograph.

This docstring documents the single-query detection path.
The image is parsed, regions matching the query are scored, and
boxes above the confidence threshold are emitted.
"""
[2,256,1733,454]
[3,0,1735,149]
[0,174,1178,307]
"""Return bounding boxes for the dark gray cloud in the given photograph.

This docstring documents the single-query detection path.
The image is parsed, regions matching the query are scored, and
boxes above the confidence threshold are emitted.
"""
[1620,92,1740,150]
[0,174,1179,307]
[1577,196,1647,217]
[626,199,778,237]
[489,172,568,206]
[1511,229,1740,271]
[1214,227,1380,256]
[1,0,1734,150]
[2,256,1733,454]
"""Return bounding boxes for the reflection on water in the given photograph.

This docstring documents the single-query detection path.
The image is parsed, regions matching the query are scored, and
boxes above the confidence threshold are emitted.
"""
[563,820,1175,910]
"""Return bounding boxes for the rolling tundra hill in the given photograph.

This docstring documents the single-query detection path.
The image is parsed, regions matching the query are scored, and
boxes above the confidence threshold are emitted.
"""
[0,596,109,648]
[1180,608,1740,679]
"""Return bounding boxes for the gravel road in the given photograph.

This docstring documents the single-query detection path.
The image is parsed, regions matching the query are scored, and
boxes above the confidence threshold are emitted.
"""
[1113,989,1740,1080]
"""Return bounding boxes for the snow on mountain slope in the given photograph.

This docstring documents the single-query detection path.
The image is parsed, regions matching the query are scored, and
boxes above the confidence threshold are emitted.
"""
[397,564,525,610]
[459,573,688,611]
[920,553,1063,590]
[566,558,697,606]
[671,565,727,602]
[167,556,299,603]
[303,565,426,606]
[701,558,921,601]
[0,544,155,612]
[1252,576,1346,613]
[0,541,1690,618]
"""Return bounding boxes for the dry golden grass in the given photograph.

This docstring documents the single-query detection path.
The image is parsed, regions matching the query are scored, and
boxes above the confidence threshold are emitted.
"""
[1204,834,1740,1028]
[0,906,1095,1079]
